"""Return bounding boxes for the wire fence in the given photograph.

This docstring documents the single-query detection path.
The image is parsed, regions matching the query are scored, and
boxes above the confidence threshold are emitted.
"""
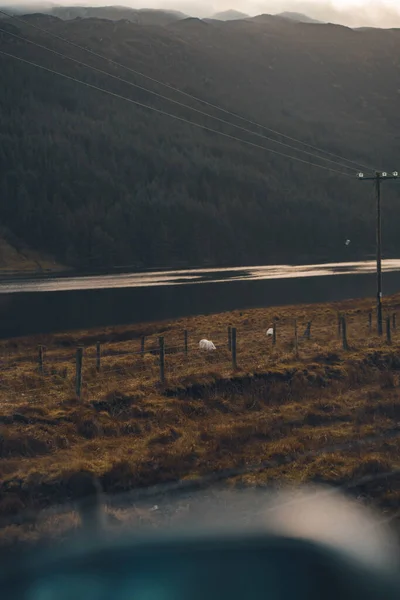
[1,309,400,542]
[0,308,398,401]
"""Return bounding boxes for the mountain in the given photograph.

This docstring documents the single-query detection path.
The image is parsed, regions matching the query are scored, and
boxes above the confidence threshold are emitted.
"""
[50,6,187,26]
[0,3,55,14]
[0,15,399,270]
[0,5,188,26]
[277,12,322,24]
[212,10,249,21]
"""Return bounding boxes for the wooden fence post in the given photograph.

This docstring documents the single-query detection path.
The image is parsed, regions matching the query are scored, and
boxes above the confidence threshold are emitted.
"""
[159,336,165,384]
[294,319,299,356]
[75,346,83,399]
[341,316,348,350]
[304,321,312,340]
[231,327,237,370]
[96,341,101,372]
[393,313,396,331]
[337,313,342,338]
[184,330,188,356]
[386,316,392,344]
[368,312,372,334]
[141,336,145,354]
[272,320,277,346]
[228,326,232,351]
[38,345,44,375]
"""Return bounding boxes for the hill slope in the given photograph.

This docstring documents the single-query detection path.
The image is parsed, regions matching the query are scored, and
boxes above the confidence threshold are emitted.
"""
[49,6,188,26]
[277,11,323,24]
[0,5,189,25]
[0,15,399,270]
[212,10,249,21]
[0,232,62,273]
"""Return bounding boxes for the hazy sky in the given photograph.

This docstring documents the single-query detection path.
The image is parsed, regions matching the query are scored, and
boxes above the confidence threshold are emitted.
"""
[6,0,400,27]
[171,0,400,26]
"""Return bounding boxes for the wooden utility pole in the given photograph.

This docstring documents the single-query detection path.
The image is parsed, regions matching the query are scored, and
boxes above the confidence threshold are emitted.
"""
[357,170,398,336]
[376,173,383,335]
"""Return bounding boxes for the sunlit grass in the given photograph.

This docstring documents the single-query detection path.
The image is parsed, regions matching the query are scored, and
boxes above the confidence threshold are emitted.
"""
[1,293,400,545]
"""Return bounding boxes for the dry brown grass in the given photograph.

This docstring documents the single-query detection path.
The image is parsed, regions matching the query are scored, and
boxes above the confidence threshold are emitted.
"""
[1,293,400,547]
[0,235,64,273]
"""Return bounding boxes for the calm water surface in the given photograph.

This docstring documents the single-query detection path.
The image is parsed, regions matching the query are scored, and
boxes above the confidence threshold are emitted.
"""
[1,260,399,338]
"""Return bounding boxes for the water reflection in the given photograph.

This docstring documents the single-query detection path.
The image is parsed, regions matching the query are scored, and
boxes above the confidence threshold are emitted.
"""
[0,259,399,295]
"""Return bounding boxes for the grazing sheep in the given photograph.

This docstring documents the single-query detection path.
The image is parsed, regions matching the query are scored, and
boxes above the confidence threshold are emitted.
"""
[266,328,274,336]
[199,339,216,351]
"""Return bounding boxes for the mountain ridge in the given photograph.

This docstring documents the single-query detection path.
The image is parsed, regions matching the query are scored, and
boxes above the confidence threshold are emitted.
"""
[0,14,399,269]
[276,11,323,24]
[212,10,250,21]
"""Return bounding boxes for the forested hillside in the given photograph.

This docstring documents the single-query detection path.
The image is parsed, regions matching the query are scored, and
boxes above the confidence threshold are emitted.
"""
[0,13,400,270]
[0,230,62,272]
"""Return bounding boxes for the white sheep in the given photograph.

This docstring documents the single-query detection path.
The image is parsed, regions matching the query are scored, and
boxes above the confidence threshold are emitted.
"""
[199,339,216,351]
[266,328,274,336]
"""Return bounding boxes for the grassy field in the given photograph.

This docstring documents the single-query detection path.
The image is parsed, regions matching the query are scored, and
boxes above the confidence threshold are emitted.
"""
[1,293,400,548]
[0,235,64,273]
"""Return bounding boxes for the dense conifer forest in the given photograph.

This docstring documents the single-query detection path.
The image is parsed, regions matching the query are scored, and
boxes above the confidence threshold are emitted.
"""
[1,12,399,269]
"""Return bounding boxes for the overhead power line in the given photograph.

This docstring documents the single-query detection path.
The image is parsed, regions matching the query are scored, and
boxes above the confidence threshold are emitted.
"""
[0,25,364,173]
[0,49,354,178]
[0,8,376,173]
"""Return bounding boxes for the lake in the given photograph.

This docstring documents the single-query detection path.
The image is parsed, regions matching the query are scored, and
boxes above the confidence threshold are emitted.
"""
[1,259,400,338]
